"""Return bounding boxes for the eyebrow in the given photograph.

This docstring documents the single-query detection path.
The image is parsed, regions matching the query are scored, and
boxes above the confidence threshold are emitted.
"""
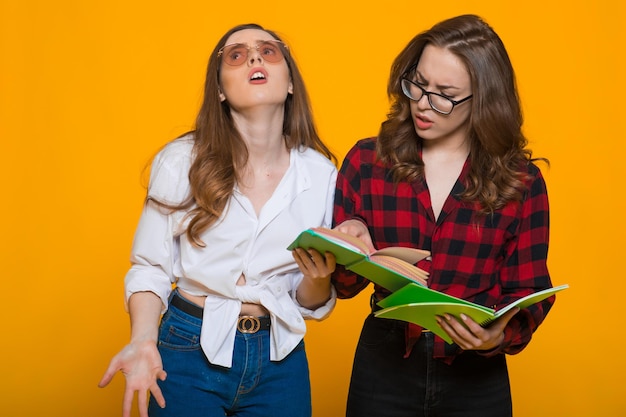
[227,39,276,46]
[415,70,463,91]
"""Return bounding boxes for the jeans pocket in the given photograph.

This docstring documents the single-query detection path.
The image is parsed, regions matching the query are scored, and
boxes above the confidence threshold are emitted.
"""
[158,312,201,351]
[357,315,403,350]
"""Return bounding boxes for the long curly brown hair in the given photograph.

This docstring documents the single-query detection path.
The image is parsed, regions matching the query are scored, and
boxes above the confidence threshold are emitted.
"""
[150,23,335,246]
[377,14,546,213]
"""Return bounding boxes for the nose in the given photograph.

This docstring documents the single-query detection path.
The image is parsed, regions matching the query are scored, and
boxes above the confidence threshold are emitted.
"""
[416,92,430,110]
[248,49,263,66]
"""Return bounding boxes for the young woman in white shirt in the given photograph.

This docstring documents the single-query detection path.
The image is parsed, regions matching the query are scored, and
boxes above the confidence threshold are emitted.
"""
[99,23,337,417]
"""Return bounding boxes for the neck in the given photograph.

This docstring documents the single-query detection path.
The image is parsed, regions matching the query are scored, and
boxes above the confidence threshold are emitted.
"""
[229,105,290,178]
[238,136,290,192]
[422,137,470,162]
[246,136,289,167]
[231,104,285,143]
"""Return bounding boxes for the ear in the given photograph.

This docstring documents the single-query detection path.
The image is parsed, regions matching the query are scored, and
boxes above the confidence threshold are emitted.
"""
[288,80,293,95]
[218,88,226,102]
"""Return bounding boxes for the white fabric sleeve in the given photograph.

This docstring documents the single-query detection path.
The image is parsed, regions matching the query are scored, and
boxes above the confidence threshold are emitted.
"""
[124,139,192,312]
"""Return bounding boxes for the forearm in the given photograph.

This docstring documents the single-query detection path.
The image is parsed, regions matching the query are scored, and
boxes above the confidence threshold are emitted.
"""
[128,291,165,344]
[331,265,370,299]
[296,276,332,310]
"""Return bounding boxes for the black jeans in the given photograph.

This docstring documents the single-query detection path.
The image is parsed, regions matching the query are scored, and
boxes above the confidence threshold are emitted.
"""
[346,315,512,417]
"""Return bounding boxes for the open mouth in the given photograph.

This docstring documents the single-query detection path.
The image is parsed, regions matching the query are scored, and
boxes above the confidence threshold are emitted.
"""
[250,71,266,81]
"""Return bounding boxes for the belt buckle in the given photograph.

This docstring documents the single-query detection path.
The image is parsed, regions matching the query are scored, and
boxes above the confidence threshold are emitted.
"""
[237,316,261,333]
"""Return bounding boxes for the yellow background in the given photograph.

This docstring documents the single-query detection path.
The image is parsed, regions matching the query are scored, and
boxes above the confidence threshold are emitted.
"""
[1,0,624,416]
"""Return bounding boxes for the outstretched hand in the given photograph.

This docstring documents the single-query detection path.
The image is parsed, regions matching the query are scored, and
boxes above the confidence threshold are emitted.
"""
[98,340,167,417]
[435,307,520,351]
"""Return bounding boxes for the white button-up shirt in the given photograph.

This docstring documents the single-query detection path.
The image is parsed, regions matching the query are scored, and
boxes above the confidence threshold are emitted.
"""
[124,134,337,367]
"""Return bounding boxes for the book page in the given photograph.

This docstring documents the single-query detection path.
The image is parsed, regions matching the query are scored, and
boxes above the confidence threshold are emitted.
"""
[493,284,569,318]
[373,246,430,264]
[369,254,428,286]
[289,227,433,290]
[311,227,370,254]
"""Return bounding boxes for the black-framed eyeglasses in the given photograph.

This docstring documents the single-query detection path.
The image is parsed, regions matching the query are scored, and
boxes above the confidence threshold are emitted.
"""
[217,40,288,66]
[401,78,472,115]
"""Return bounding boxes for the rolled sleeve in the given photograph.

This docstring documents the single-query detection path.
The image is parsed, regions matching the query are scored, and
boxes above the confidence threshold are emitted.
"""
[124,203,177,313]
[123,138,192,312]
[286,271,337,320]
[296,285,337,320]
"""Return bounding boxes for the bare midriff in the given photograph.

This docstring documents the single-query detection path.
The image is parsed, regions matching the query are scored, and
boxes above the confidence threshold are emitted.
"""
[177,288,270,317]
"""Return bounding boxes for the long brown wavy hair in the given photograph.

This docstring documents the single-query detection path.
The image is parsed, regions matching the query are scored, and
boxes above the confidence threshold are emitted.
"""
[377,14,546,213]
[150,23,335,246]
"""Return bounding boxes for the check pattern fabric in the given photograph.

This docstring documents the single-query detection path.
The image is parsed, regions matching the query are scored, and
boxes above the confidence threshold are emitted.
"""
[332,138,555,362]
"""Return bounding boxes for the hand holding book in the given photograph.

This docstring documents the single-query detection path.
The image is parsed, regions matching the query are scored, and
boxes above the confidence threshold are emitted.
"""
[288,227,430,291]
[374,283,568,343]
[288,227,568,343]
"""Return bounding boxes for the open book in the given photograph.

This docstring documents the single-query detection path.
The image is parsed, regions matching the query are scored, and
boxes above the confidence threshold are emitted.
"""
[374,283,569,343]
[288,227,568,344]
[287,227,430,291]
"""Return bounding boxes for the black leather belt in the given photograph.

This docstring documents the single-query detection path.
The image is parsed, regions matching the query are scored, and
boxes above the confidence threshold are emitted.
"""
[236,315,271,333]
[170,292,271,334]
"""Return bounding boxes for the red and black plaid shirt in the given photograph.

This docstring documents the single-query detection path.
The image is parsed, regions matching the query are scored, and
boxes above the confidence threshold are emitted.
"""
[332,138,555,362]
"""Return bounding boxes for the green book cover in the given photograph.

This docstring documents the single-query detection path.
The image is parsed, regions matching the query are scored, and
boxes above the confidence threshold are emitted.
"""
[374,283,569,343]
[288,227,430,292]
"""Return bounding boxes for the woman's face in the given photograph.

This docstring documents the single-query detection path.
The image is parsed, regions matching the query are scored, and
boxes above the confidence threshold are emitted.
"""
[408,44,472,146]
[218,29,292,112]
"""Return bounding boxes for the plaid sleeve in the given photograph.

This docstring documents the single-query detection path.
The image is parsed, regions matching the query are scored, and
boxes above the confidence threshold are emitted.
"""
[485,164,555,356]
[331,141,373,299]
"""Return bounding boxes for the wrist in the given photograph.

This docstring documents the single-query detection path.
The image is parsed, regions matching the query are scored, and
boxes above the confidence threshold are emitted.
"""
[129,329,159,344]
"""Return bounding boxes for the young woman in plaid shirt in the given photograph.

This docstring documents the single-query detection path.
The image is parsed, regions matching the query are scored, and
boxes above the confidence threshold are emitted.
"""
[332,15,556,417]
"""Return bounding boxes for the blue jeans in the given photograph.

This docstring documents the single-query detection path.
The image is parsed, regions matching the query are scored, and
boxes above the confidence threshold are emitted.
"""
[148,294,312,417]
[346,315,512,417]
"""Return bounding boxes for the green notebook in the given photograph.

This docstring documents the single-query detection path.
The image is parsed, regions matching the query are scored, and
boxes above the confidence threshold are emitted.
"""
[288,227,430,292]
[375,283,569,343]
[288,227,568,344]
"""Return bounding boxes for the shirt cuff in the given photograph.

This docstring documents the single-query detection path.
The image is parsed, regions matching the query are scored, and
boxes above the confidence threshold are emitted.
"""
[296,286,337,320]
[124,283,172,314]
